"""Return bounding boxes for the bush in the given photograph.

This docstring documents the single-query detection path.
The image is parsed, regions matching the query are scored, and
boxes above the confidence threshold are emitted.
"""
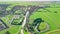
[5,31,10,34]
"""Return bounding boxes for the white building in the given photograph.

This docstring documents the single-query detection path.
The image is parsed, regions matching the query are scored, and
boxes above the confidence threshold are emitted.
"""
[13,15,20,19]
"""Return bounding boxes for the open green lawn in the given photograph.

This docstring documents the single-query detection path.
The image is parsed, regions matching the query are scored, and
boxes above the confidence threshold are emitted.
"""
[24,30,28,34]
[0,1,40,6]
[45,29,60,34]
[29,8,60,34]
[39,22,47,31]
[0,25,20,34]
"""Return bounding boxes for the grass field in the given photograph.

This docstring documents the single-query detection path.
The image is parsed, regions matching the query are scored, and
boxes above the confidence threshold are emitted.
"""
[0,25,20,34]
[45,29,60,34]
[29,8,60,34]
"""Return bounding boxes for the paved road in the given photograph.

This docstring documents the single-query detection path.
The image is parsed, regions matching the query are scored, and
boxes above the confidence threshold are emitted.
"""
[19,6,50,34]
[20,6,41,34]
[21,10,29,34]
[20,6,38,34]
[35,22,50,33]
[35,23,40,32]
[21,11,29,27]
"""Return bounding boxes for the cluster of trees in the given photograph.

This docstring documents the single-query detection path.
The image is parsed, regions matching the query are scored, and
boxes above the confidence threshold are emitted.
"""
[5,31,10,34]
[29,18,44,32]
[11,18,24,25]
[37,8,58,13]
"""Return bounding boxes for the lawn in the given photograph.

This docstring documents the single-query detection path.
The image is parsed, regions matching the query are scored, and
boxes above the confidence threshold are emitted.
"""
[45,29,60,34]
[39,22,47,31]
[29,8,60,34]
[0,25,20,34]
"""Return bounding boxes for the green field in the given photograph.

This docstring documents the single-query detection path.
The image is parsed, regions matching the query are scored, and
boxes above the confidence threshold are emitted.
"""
[45,29,60,34]
[29,8,60,34]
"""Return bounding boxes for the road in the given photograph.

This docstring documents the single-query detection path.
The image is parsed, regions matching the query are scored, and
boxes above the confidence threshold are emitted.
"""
[20,6,50,34]
[20,6,39,34]
[21,11,29,27]
[35,22,50,33]
[21,10,29,34]
[20,6,41,34]
[35,23,40,32]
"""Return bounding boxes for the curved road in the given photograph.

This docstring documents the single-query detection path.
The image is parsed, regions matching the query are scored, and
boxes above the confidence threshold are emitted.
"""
[35,22,50,33]
[20,6,50,34]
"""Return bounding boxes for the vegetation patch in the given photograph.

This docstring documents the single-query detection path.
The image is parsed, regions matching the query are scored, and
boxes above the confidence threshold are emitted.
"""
[46,29,60,34]
[38,22,47,31]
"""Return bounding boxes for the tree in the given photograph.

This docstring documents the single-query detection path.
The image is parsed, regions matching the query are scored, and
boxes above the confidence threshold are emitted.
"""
[33,18,44,26]
[5,31,10,34]
[54,11,57,13]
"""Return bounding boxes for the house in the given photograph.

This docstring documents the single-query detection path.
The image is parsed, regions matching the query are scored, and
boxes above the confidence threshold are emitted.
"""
[13,15,20,19]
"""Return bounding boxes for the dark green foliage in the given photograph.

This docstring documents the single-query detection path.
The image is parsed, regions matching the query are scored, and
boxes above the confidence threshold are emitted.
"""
[54,11,57,13]
[32,18,44,26]
[5,31,10,34]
